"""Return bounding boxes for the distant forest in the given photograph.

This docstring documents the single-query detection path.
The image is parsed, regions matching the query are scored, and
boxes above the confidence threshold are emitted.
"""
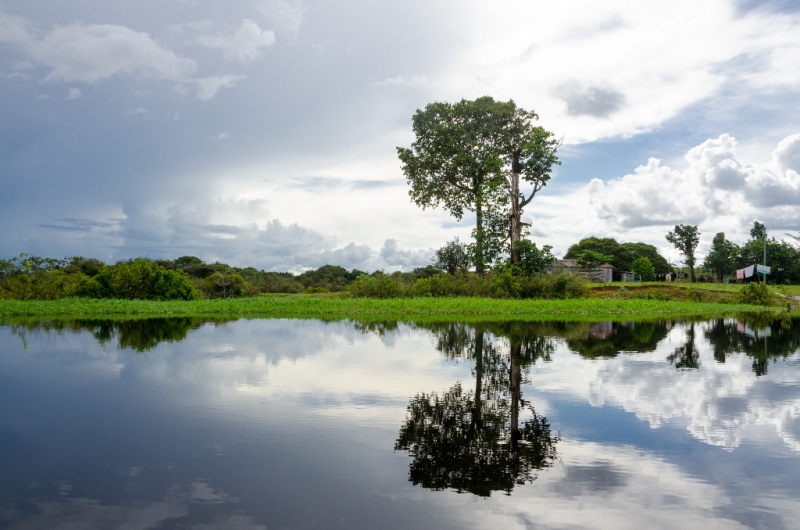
[2,226,798,302]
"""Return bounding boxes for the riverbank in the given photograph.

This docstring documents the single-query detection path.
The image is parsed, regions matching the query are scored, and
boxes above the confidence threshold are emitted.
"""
[0,295,785,319]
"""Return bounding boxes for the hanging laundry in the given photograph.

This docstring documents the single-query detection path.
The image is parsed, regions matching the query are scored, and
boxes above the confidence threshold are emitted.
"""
[744,265,755,278]
[736,269,744,280]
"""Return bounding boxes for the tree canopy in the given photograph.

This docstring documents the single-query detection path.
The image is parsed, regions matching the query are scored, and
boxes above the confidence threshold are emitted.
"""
[564,238,669,279]
[666,225,700,282]
[399,96,560,274]
[398,97,517,275]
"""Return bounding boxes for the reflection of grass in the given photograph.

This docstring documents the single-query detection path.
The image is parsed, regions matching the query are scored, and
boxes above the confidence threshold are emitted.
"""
[0,296,784,320]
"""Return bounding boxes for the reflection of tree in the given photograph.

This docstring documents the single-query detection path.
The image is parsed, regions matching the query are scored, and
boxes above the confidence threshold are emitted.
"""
[395,323,559,497]
[704,316,800,376]
[667,322,700,370]
[10,318,224,352]
[564,321,670,358]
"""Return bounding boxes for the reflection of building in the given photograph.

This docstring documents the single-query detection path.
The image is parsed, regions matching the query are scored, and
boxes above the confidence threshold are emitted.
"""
[589,321,614,339]
[736,321,771,339]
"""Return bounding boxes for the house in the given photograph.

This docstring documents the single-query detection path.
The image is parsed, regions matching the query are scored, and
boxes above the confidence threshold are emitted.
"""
[598,263,614,283]
[546,260,614,282]
[552,259,577,273]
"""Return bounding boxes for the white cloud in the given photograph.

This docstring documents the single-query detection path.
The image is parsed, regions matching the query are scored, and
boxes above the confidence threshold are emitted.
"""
[428,1,800,143]
[66,87,82,100]
[257,0,306,37]
[378,239,433,269]
[193,19,275,63]
[210,132,229,141]
[0,13,196,83]
[188,74,247,101]
[586,132,800,235]
[370,75,428,87]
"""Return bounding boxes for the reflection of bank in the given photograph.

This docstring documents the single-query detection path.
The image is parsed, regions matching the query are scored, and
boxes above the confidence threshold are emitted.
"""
[9,317,232,352]
[395,324,559,497]
[706,317,800,376]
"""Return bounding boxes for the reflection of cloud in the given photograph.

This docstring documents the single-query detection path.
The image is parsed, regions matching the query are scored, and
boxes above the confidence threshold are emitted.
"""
[481,440,765,530]
[192,513,267,530]
[190,481,237,504]
[534,324,800,452]
[6,497,188,530]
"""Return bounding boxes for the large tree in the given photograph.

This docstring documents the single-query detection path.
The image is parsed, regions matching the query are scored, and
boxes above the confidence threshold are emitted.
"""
[398,97,517,275]
[666,224,700,283]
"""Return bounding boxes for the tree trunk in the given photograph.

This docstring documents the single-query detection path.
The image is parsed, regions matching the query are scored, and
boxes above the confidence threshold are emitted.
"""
[475,183,485,277]
[509,342,521,452]
[510,150,522,263]
[474,327,484,430]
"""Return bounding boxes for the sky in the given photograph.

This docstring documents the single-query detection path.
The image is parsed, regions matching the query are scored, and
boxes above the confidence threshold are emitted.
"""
[1,0,799,271]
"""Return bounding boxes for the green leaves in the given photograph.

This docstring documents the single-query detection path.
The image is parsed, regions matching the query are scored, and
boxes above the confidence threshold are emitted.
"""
[399,97,560,274]
[666,224,700,281]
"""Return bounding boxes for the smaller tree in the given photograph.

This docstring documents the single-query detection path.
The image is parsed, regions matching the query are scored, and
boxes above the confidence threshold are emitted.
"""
[575,250,613,270]
[750,221,768,240]
[202,270,247,298]
[666,225,700,283]
[513,240,556,276]
[703,232,736,281]
[630,257,655,281]
[434,238,472,275]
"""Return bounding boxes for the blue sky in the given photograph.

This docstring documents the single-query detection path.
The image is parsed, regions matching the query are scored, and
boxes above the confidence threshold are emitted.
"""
[1,0,799,270]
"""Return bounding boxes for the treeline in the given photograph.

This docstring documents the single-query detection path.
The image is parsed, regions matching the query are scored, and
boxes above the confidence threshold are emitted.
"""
[703,223,800,284]
[0,254,444,301]
[0,251,591,301]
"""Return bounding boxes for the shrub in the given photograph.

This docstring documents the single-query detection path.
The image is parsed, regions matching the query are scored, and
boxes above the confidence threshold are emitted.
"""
[200,271,247,299]
[434,238,471,275]
[85,259,197,300]
[630,257,655,281]
[305,286,331,294]
[348,274,406,298]
[736,282,776,306]
[1,270,90,300]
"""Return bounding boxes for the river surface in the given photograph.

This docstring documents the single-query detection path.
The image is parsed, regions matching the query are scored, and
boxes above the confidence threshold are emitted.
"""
[2,316,800,529]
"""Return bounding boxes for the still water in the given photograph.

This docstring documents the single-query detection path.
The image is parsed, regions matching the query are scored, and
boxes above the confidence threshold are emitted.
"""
[2,316,800,529]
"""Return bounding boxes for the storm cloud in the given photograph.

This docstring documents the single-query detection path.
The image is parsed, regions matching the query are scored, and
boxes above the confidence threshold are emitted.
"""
[1,0,800,268]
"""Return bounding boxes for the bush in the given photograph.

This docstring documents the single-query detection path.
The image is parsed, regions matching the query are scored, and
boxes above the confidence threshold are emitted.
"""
[1,270,90,300]
[349,270,588,300]
[305,286,331,294]
[631,257,655,281]
[85,259,197,300]
[348,274,406,298]
[200,271,247,299]
[736,282,776,306]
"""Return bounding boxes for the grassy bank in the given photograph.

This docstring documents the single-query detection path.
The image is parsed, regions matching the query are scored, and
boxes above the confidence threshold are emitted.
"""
[0,295,783,319]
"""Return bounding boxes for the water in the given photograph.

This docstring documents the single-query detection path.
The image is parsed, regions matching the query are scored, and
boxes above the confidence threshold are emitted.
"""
[1,316,800,529]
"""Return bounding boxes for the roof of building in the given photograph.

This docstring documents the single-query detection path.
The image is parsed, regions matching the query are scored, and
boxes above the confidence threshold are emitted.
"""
[599,263,614,268]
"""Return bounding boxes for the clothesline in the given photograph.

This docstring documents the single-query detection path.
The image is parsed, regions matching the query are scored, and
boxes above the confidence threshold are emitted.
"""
[736,264,758,280]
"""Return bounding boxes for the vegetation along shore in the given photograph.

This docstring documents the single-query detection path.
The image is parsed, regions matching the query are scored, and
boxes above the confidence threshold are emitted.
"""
[0,295,790,319]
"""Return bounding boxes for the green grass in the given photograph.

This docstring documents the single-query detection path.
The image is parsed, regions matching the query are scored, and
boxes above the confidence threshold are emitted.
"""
[0,295,785,320]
